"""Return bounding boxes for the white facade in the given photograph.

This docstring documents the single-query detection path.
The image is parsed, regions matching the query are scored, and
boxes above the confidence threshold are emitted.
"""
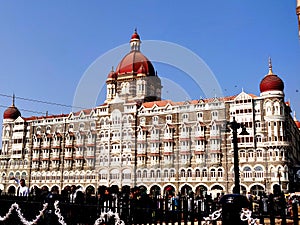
[1,32,300,196]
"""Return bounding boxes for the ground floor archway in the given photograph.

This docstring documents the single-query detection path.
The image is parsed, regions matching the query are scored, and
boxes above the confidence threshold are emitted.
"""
[195,185,208,197]
[250,184,264,196]
[164,185,175,196]
[180,184,193,196]
[150,185,161,197]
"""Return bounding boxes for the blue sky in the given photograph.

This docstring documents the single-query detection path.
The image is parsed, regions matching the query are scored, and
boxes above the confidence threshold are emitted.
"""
[0,1,299,120]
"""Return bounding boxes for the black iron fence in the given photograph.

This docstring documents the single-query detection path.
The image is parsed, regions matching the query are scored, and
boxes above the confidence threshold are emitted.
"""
[0,193,299,225]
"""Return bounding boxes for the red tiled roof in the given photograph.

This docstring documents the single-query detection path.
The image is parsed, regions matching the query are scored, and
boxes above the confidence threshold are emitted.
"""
[73,108,95,116]
[24,114,68,121]
[141,95,254,109]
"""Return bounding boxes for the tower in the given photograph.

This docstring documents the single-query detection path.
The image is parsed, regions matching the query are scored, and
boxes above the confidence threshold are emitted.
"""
[105,30,162,103]
[2,95,21,155]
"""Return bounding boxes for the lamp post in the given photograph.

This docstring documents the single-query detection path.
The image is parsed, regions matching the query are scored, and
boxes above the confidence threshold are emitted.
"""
[277,168,282,193]
[264,178,269,193]
[229,117,249,194]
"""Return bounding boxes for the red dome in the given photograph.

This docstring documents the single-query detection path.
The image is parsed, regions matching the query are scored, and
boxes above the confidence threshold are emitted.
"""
[131,32,140,40]
[3,105,21,120]
[107,69,117,79]
[115,51,155,76]
[260,74,284,93]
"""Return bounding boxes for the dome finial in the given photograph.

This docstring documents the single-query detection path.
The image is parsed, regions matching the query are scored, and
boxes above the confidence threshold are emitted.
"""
[12,93,15,107]
[268,57,273,75]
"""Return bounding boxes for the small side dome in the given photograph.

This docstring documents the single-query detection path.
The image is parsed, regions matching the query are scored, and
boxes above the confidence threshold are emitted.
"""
[106,67,117,80]
[260,75,284,93]
[3,95,21,120]
[259,58,284,93]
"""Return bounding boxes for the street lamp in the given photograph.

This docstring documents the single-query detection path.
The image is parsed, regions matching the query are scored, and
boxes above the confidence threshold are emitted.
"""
[229,117,249,194]
[277,168,282,193]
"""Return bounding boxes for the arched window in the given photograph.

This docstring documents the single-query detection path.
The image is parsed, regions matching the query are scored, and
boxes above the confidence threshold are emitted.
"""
[180,169,186,178]
[137,170,142,178]
[156,170,161,178]
[243,166,252,178]
[79,123,85,131]
[150,170,155,178]
[195,169,201,177]
[217,168,223,178]
[202,169,208,177]
[21,172,27,179]
[265,101,272,116]
[164,170,169,178]
[210,168,216,178]
[142,170,147,178]
[187,169,192,177]
[256,135,262,142]
[257,149,263,159]
[170,169,175,178]
[36,127,41,135]
[254,166,263,178]
[111,110,121,125]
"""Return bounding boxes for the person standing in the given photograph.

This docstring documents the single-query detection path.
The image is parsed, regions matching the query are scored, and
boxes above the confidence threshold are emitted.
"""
[12,178,30,197]
[45,186,60,225]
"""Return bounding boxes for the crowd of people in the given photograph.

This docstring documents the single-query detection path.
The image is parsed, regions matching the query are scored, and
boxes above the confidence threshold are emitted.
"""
[1,179,300,224]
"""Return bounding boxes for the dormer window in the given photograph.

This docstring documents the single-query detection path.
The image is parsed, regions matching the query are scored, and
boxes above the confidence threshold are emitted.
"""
[152,116,158,125]
[79,123,85,131]
[69,124,74,132]
[140,117,146,126]
[197,112,203,121]
[182,113,188,122]
[166,115,172,123]
[211,111,218,120]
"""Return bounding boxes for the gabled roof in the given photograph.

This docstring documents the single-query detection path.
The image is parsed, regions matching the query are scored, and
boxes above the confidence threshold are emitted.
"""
[142,100,177,109]
[73,108,95,117]
[234,91,257,101]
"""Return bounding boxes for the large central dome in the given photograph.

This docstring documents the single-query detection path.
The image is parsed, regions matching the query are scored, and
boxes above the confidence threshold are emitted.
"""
[115,30,155,76]
[115,51,155,76]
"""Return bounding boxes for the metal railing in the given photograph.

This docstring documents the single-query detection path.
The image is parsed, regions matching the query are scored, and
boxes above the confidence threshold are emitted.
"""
[0,193,299,225]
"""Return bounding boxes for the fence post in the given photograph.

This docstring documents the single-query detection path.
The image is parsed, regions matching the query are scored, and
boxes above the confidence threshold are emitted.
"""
[292,199,298,225]
[190,195,194,225]
[268,194,275,225]
[183,196,188,225]
[177,195,182,224]
[279,193,287,225]
[258,196,265,225]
